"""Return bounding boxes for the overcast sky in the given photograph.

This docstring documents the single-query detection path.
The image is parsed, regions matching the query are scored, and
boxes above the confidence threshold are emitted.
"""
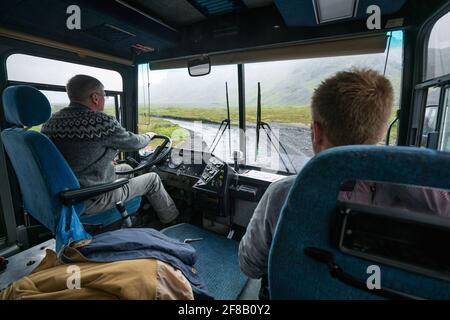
[429,11,450,49]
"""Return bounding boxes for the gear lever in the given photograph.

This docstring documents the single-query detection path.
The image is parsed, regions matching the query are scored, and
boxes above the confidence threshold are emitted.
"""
[233,151,243,173]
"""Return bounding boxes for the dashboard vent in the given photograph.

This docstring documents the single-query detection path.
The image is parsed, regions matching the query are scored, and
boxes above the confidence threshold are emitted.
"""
[188,0,247,16]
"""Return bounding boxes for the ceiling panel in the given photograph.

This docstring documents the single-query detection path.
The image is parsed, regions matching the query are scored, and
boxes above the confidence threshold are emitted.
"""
[133,0,206,26]
[0,0,179,60]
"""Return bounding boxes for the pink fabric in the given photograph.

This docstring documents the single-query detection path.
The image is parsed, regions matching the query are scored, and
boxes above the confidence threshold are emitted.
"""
[339,181,450,217]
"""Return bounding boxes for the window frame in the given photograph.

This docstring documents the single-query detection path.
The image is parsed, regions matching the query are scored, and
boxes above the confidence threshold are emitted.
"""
[438,85,450,151]
[423,10,450,82]
[5,53,126,123]
[409,4,450,149]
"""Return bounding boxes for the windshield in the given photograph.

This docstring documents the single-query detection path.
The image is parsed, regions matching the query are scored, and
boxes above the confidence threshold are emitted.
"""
[138,31,404,173]
[138,64,239,163]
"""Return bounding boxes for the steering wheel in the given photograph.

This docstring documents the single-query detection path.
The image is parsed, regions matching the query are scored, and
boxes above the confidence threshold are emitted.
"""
[116,134,173,175]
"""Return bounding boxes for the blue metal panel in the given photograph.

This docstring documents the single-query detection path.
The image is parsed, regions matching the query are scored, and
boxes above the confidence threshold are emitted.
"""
[188,0,247,16]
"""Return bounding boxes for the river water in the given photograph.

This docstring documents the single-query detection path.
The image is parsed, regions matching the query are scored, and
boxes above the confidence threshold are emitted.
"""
[163,117,314,173]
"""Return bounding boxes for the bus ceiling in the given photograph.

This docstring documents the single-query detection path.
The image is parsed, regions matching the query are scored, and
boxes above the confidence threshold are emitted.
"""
[0,0,447,66]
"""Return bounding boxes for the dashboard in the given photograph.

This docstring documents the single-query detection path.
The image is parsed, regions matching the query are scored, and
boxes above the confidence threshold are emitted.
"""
[157,148,233,195]
[152,147,289,221]
[155,148,235,217]
[159,149,218,178]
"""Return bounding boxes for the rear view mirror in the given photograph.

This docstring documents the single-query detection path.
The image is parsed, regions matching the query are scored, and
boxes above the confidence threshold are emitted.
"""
[188,56,211,77]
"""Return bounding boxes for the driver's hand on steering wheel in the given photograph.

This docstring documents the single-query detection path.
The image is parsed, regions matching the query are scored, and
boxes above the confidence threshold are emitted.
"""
[144,132,156,140]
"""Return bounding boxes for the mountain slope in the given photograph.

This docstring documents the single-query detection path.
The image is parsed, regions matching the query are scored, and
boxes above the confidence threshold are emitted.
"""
[145,48,403,108]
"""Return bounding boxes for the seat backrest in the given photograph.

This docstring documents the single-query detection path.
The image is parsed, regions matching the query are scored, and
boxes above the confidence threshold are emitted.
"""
[269,145,450,299]
[1,86,82,233]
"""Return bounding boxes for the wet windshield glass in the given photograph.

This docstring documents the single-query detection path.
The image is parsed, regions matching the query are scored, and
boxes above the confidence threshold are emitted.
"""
[138,31,403,173]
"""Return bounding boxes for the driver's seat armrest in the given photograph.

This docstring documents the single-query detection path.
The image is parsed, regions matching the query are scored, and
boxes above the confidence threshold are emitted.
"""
[60,178,129,205]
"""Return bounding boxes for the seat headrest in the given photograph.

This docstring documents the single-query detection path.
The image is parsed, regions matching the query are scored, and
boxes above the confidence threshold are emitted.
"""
[2,85,51,127]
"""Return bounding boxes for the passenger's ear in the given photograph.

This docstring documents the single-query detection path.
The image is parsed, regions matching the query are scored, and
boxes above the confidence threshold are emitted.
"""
[312,121,327,154]
[312,121,323,145]
[91,93,99,105]
[90,93,100,110]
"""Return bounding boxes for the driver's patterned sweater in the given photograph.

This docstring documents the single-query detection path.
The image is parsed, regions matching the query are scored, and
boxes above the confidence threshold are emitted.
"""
[41,103,150,187]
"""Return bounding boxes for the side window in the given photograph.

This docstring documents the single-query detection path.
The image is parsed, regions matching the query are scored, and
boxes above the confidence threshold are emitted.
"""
[440,88,450,152]
[5,54,123,126]
[6,54,123,90]
[426,11,450,80]
[414,10,450,149]
[420,87,440,148]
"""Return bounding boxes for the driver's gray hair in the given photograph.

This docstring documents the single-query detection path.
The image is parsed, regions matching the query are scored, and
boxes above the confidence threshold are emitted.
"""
[67,75,104,102]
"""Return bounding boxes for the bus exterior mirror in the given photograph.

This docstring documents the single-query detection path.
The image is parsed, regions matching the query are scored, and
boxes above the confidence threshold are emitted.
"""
[188,56,211,77]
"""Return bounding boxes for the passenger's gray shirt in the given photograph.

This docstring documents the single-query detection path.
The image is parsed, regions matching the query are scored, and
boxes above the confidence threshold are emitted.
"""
[41,103,150,187]
[239,176,450,279]
[239,175,297,279]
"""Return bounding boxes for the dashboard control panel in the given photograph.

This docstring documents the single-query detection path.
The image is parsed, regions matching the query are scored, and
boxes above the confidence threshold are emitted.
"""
[158,149,205,179]
[193,156,229,194]
[200,157,223,184]
[156,148,237,217]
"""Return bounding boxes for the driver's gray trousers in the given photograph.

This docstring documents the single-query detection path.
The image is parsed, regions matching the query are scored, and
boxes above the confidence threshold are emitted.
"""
[84,164,180,224]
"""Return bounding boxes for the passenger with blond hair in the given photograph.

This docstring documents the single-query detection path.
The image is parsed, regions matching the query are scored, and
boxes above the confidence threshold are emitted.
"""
[239,69,450,298]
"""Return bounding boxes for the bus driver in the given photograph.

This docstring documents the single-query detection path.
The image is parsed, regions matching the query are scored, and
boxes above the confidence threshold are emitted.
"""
[41,74,180,225]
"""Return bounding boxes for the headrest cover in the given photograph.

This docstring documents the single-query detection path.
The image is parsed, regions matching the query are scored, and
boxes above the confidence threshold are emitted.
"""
[2,85,51,127]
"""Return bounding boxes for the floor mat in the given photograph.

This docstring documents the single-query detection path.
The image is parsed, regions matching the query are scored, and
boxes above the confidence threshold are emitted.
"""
[162,223,248,300]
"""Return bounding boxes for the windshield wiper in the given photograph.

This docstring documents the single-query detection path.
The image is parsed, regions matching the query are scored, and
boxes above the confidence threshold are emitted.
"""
[255,82,297,174]
[209,82,232,155]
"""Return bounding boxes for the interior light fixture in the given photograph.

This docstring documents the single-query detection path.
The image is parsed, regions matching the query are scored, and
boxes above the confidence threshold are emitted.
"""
[313,0,359,24]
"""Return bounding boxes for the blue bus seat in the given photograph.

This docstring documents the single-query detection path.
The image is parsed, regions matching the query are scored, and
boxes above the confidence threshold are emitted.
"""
[269,145,450,299]
[0,85,141,234]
